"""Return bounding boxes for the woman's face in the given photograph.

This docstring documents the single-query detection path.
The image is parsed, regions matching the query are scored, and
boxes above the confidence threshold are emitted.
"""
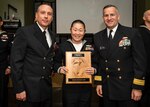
[70,22,85,44]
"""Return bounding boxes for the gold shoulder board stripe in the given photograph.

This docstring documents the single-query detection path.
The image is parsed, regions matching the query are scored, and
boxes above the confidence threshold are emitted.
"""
[133,78,145,86]
[94,76,102,81]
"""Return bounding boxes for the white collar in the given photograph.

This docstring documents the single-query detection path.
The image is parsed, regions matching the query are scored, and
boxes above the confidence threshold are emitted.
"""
[36,22,48,32]
[107,24,118,38]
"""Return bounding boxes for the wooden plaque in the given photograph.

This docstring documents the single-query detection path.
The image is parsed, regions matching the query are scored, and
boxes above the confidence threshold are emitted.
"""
[66,51,92,84]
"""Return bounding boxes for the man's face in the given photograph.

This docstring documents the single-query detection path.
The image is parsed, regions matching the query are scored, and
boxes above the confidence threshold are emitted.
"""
[103,7,120,29]
[35,4,53,29]
[143,10,150,23]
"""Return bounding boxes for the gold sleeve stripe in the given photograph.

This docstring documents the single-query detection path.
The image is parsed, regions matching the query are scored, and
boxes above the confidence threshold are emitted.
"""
[133,78,145,86]
[94,76,102,81]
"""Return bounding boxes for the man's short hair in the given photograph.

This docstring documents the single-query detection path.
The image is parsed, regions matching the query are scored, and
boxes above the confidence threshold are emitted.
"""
[103,4,118,11]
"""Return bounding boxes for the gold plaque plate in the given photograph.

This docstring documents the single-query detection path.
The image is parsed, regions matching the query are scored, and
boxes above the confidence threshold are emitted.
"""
[66,51,92,84]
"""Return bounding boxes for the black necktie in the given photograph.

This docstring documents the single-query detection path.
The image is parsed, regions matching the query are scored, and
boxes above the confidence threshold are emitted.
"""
[43,31,49,49]
[107,30,113,57]
[109,30,113,40]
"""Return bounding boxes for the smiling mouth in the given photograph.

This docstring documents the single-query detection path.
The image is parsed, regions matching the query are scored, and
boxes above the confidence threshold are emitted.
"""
[75,37,81,39]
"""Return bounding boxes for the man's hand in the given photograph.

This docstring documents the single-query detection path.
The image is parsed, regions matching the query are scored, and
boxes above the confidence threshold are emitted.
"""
[5,67,11,75]
[96,85,103,97]
[16,91,26,101]
[131,89,142,101]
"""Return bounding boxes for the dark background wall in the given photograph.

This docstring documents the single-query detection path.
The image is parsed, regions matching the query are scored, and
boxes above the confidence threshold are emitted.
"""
[133,0,150,27]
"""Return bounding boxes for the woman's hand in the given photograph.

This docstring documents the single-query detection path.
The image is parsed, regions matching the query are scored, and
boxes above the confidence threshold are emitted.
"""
[59,66,68,74]
[85,67,95,75]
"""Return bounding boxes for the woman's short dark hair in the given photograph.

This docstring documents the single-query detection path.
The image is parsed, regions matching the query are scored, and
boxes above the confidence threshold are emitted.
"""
[70,19,86,31]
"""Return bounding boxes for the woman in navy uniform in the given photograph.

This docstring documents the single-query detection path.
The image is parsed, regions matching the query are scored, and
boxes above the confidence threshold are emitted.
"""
[0,16,13,107]
[94,5,146,107]
[54,19,97,107]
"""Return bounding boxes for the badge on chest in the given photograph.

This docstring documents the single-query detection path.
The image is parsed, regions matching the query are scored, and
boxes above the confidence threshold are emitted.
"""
[119,37,131,47]
[0,33,8,42]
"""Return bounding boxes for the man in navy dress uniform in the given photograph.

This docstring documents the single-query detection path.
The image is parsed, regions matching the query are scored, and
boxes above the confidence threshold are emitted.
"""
[10,3,56,107]
[94,5,146,107]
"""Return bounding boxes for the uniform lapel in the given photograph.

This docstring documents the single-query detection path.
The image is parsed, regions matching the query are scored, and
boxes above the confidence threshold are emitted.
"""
[101,29,110,58]
[32,24,56,57]
[108,25,124,58]
[32,23,49,55]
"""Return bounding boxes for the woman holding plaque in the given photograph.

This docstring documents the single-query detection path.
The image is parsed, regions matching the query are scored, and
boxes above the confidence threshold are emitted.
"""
[54,19,97,107]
